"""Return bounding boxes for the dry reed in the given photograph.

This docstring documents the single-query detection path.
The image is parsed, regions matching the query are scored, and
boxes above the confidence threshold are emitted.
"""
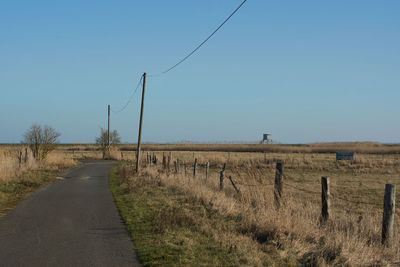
[122,151,400,266]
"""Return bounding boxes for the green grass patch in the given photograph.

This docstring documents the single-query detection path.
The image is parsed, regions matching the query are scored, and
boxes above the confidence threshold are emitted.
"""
[109,166,278,266]
[0,169,60,216]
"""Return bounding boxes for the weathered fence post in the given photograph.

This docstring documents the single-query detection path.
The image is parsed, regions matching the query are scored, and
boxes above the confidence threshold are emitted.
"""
[382,184,396,245]
[168,154,171,170]
[162,153,166,169]
[193,158,197,178]
[264,152,267,163]
[18,151,22,168]
[274,161,283,209]
[206,162,209,180]
[219,163,226,191]
[321,177,330,223]
[24,148,29,163]
[176,158,180,173]
[184,161,187,176]
[228,176,240,194]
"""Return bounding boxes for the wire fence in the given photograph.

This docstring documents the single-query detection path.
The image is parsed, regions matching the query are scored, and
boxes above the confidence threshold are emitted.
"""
[141,154,385,209]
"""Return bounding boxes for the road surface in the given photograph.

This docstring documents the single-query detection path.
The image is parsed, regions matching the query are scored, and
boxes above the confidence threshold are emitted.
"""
[0,160,141,267]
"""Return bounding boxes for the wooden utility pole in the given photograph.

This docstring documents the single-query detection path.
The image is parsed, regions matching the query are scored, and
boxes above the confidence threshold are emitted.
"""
[107,104,110,159]
[136,73,146,173]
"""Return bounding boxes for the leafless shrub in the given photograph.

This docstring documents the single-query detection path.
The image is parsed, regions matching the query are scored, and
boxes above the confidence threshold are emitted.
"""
[23,124,60,161]
[95,128,121,159]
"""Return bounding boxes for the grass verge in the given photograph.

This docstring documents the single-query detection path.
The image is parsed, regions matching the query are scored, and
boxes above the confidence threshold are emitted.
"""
[109,165,291,266]
[0,169,62,217]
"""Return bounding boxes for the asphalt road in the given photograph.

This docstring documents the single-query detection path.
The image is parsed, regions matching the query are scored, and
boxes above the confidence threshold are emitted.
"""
[0,160,141,267]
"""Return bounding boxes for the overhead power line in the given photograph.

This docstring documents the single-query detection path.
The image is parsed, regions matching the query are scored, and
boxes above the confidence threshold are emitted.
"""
[111,74,143,113]
[149,0,248,77]
[112,1,247,112]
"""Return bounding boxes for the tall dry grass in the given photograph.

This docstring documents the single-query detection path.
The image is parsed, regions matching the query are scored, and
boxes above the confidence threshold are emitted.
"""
[0,146,77,181]
[122,152,400,266]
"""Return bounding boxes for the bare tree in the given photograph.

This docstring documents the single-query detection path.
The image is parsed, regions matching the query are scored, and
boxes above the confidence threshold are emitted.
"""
[95,128,121,158]
[23,124,61,161]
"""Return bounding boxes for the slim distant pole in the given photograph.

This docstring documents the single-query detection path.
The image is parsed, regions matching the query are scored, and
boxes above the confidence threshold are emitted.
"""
[136,73,146,173]
[107,104,110,158]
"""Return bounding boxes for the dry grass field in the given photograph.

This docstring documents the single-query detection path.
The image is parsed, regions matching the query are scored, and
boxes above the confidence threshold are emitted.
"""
[0,145,78,216]
[2,142,400,265]
[113,143,400,266]
[0,145,76,181]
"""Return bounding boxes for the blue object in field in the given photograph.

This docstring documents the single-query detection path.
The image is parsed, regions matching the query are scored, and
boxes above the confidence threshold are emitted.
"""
[336,151,354,160]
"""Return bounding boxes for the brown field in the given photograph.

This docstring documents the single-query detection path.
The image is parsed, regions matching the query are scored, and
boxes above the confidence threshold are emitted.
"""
[53,142,400,154]
[113,142,400,266]
[2,142,400,265]
[0,145,77,181]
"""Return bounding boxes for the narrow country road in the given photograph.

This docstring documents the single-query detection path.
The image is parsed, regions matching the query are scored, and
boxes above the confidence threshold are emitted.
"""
[0,160,141,267]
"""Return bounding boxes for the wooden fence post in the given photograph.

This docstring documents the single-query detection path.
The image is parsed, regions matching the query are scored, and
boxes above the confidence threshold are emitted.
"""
[162,153,166,169]
[206,162,209,180]
[184,161,187,176]
[274,161,283,209]
[228,176,240,194]
[321,177,330,223]
[24,148,28,163]
[176,158,180,173]
[220,163,226,191]
[18,151,22,168]
[264,152,267,163]
[168,155,171,170]
[382,184,396,245]
[193,158,197,178]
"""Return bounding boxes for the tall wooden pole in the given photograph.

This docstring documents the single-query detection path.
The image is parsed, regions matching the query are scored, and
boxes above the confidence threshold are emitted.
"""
[107,104,110,158]
[136,73,146,173]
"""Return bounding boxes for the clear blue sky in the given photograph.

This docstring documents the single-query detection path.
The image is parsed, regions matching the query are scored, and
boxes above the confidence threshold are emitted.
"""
[1,0,399,144]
